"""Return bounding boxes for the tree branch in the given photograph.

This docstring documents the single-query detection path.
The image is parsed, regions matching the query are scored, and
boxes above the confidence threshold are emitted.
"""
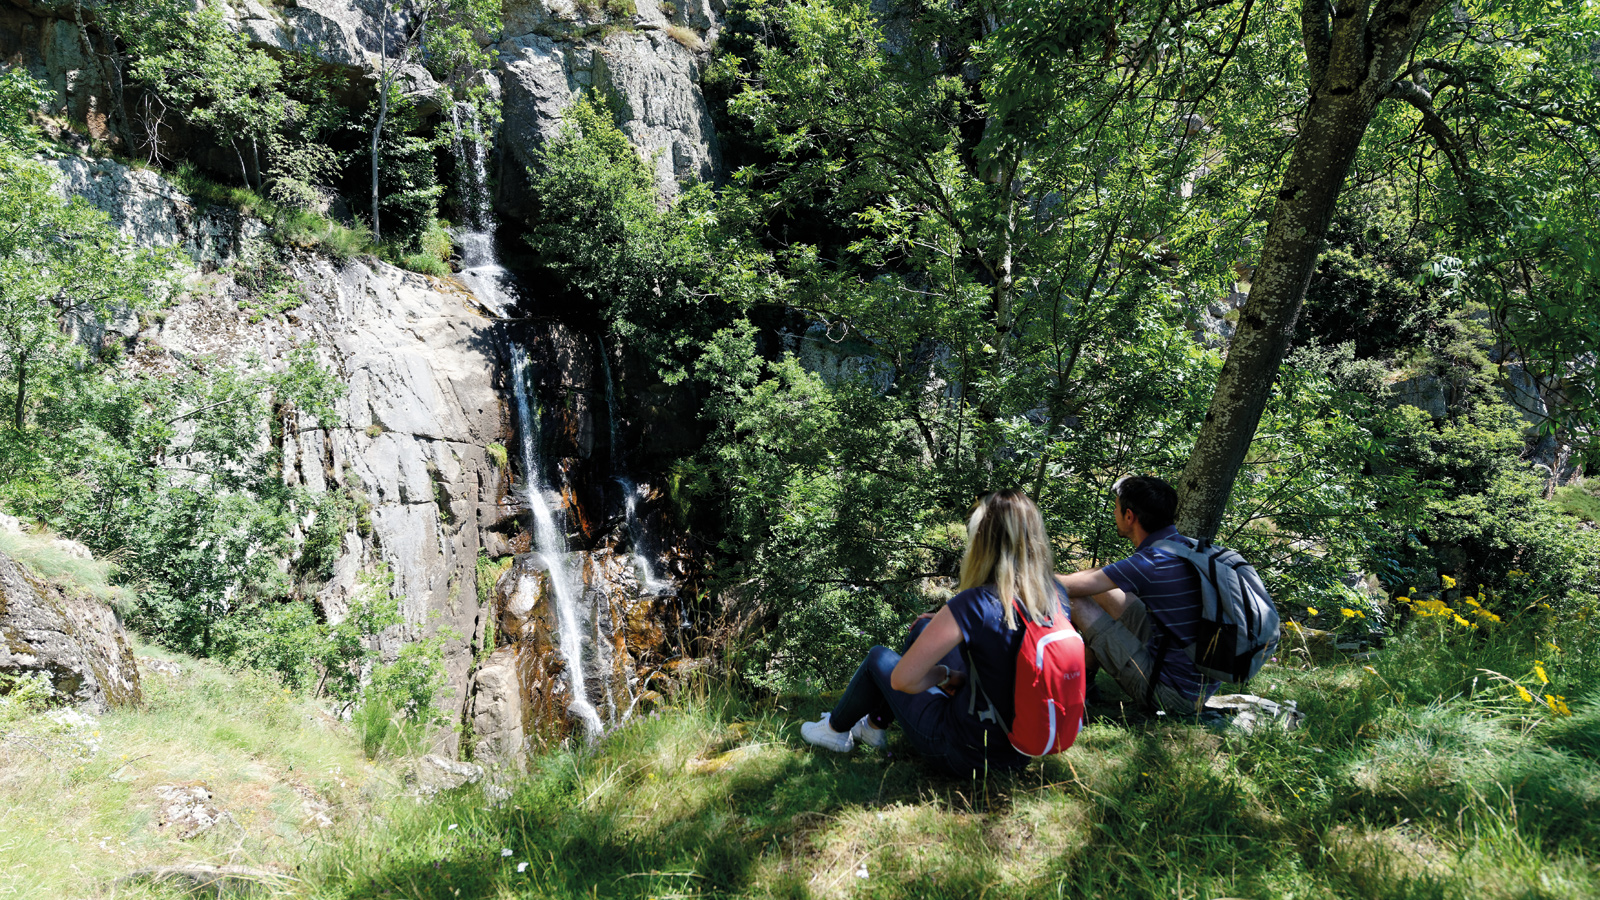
[1382,79,1470,183]
[1301,0,1332,90]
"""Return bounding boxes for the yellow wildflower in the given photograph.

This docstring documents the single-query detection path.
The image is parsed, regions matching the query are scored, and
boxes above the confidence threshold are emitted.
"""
[1441,575,1457,589]
[1409,587,1417,595]
[1452,614,1474,628]
[1464,597,1481,608]
[1545,695,1572,717]
[1535,664,1549,685]
[1516,685,1534,703]
[1306,606,1319,616]
[1547,641,1560,653]
[1341,608,1358,619]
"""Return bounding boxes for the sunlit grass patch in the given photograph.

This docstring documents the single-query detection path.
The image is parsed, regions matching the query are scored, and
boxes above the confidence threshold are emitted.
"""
[0,642,390,899]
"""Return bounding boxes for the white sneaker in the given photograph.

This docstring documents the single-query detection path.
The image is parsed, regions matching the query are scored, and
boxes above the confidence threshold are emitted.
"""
[800,713,854,753]
[850,716,888,750]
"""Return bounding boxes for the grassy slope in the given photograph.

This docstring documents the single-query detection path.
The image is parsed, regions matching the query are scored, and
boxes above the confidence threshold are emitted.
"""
[2,576,1595,899]
[0,643,396,900]
[308,615,1600,900]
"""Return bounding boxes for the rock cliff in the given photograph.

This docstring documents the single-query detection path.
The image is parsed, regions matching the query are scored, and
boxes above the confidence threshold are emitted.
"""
[52,155,507,749]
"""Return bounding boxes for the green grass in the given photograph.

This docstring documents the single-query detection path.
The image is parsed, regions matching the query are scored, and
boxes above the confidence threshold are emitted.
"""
[0,525,121,603]
[0,642,401,899]
[292,608,1599,900]
[4,568,1594,898]
[1554,481,1600,523]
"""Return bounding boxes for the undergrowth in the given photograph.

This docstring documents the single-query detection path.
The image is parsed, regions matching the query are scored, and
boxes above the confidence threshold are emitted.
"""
[167,163,452,275]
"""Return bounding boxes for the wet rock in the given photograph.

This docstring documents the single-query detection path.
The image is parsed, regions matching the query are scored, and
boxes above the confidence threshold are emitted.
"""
[154,783,234,840]
[116,864,281,898]
[0,552,141,713]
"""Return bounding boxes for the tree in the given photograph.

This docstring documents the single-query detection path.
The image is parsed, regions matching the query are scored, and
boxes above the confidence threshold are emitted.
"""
[0,153,174,430]
[107,0,291,192]
[1175,0,1600,538]
[364,0,497,240]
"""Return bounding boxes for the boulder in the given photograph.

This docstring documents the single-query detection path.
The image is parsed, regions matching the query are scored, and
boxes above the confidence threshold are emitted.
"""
[413,753,485,796]
[468,647,526,766]
[153,782,234,840]
[0,551,141,713]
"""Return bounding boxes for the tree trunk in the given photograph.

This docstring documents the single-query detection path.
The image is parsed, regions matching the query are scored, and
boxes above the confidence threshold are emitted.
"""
[13,349,25,430]
[1175,0,1447,540]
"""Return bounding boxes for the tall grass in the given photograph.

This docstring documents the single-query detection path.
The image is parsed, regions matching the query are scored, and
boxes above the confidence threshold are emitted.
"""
[0,643,397,899]
[0,526,120,603]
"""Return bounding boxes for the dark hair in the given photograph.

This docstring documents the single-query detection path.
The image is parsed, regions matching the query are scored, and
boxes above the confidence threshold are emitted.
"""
[1110,475,1178,532]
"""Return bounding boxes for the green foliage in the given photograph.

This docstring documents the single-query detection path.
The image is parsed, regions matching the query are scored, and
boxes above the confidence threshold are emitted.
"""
[1374,401,1600,608]
[0,66,49,152]
[0,151,177,433]
[214,600,323,690]
[525,93,736,371]
[0,672,56,725]
[475,552,511,605]
[349,98,444,252]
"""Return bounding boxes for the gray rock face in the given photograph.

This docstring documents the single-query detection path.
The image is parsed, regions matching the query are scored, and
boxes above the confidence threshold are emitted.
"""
[0,551,142,714]
[494,7,723,216]
[54,157,508,751]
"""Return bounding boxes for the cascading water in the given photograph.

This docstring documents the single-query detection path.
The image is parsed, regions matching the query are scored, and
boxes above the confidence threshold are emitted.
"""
[598,338,671,595]
[450,102,517,317]
[508,345,605,739]
[450,100,682,742]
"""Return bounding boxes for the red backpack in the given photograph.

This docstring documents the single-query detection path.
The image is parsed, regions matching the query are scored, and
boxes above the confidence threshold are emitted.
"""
[968,592,1087,756]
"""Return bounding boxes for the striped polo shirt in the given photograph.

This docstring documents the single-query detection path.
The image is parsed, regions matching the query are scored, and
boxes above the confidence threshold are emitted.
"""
[1101,525,1217,703]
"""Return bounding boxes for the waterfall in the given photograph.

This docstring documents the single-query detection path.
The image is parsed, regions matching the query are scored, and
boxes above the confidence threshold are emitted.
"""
[509,345,604,739]
[598,338,670,595]
[450,101,516,316]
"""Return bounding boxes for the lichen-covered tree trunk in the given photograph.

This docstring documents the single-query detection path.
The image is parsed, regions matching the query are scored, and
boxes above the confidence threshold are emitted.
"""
[1176,0,1448,540]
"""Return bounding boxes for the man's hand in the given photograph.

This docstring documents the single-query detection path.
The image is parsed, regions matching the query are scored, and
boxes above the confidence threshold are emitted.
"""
[910,611,937,631]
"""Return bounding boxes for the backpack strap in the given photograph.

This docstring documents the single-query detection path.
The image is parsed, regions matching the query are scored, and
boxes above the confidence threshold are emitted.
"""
[964,587,1069,729]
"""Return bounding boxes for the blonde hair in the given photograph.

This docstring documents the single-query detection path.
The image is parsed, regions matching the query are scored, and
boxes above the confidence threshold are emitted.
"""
[957,490,1058,629]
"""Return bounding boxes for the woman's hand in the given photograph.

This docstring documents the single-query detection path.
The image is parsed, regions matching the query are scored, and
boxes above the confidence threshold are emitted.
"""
[891,606,963,693]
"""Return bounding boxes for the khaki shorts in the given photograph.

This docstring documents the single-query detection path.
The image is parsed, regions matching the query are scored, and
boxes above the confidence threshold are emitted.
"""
[1069,593,1200,714]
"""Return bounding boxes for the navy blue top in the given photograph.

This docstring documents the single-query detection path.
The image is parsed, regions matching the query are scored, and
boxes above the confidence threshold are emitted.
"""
[1101,524,1216,703]
[946,584,1067,745]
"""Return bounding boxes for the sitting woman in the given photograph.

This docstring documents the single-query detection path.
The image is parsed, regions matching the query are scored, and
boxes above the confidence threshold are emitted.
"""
[799,489,1065,775]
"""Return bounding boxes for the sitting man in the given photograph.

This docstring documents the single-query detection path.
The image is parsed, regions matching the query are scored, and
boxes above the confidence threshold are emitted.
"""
[1054,475,1215,714]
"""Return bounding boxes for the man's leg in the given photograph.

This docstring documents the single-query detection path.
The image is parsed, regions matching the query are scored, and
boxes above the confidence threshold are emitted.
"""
[1072,592,1160,706]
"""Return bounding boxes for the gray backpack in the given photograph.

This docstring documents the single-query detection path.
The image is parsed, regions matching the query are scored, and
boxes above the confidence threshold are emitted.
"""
[1152,537,1280,684]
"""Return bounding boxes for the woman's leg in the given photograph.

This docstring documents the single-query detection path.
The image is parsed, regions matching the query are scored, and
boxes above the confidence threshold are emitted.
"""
[827,618,965,733]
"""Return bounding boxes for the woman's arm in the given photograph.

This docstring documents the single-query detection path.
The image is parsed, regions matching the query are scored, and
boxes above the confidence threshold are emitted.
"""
[890,605,964,693]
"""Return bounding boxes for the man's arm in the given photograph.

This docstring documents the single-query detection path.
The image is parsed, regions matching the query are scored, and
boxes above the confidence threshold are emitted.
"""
[1057,570,1135,619]
[1055,569,1117,598]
